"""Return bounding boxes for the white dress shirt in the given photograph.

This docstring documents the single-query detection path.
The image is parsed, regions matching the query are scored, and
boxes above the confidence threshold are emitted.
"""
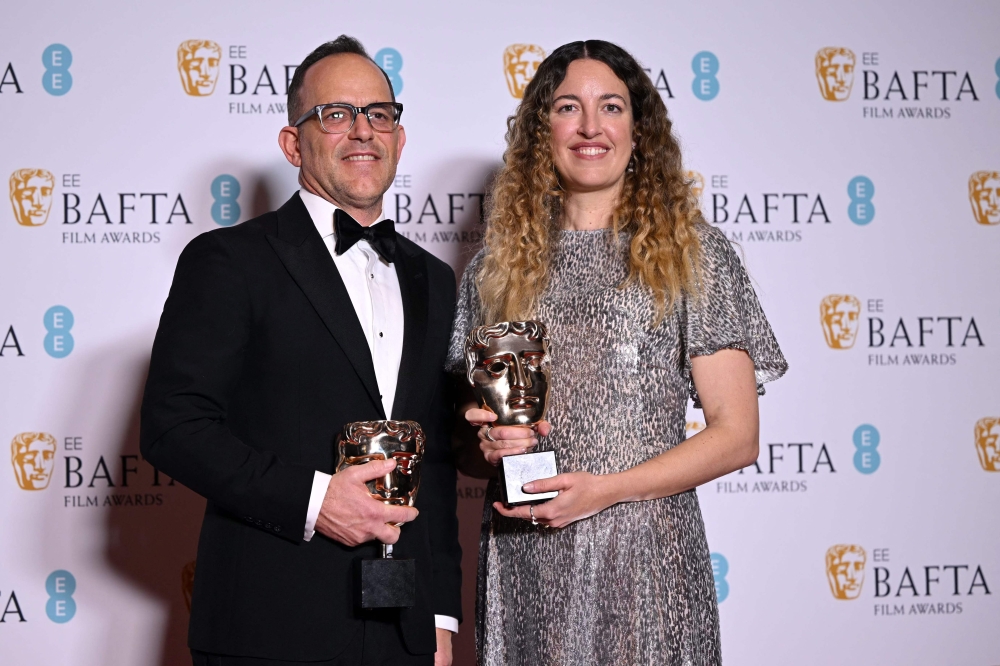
[297,189,457,634]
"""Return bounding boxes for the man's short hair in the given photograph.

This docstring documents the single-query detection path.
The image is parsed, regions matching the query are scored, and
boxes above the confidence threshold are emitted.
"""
[287,35,395,125]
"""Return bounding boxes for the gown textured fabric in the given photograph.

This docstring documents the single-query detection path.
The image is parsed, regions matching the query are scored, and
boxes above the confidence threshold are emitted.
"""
[446,224,788,666]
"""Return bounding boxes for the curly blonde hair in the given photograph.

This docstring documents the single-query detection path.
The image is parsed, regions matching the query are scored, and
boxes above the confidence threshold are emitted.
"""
[478,40,704,326]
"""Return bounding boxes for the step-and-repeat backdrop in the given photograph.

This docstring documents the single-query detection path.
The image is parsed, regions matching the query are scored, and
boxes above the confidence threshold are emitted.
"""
[2,1,998,664]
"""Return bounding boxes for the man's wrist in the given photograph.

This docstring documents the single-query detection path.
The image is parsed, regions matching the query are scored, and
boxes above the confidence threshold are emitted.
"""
[303,471,333,541]
[434,614,459,633]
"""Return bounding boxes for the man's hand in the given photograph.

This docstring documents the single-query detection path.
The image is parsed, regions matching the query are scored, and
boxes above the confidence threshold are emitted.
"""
[434,627,453,666]
[314,459,418,546]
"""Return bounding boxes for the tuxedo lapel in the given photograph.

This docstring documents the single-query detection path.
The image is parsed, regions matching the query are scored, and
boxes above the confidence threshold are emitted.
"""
[390,243,429,420]
[266,194,385,418]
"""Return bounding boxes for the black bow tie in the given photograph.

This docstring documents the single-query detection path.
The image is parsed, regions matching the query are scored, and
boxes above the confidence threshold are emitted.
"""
[333,208,397,263]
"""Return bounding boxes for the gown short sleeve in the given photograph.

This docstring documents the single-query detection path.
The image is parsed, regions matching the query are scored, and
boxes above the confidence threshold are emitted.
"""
[683,224,788,407]
[444,249,486,376]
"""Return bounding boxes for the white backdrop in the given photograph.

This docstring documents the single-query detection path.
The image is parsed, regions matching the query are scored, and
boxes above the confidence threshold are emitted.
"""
[2,1,999,664]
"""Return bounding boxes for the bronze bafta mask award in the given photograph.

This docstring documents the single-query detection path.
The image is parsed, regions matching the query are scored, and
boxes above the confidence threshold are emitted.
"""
[465,321,558,506]
[336,420,425,608]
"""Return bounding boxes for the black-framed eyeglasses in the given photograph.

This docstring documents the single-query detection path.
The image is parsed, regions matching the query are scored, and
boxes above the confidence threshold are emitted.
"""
[292,102,403,134]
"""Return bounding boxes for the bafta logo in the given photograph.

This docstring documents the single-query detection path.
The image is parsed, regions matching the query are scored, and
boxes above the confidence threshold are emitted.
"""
[975,418,1000,472]
[687,170,705,202]
[9,169,55,226]
[177,39,222,96]
[815,47,856,101]
[11,432,57,490]
[181,560,196,611]
[503,44,546,99]
[820,294,861,349]
[826,544,866,600]
[969,171,1000,226]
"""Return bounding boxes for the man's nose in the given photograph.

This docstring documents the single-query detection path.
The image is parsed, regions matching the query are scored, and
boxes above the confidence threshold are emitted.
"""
[348,111,375,141]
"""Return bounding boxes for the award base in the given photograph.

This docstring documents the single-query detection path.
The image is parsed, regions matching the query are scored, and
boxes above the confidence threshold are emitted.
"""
[498,450,559,506]
[356,546,416,609]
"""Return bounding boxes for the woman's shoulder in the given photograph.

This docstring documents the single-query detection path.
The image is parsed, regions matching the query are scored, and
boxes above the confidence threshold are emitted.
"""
[693,222,738,270]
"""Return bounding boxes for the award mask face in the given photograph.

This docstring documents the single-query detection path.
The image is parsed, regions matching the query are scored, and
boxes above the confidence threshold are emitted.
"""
[465,321,550,426]
[336,420,425,506]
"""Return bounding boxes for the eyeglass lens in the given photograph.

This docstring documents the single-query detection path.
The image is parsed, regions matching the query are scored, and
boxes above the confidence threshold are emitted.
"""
[319,104,398,133]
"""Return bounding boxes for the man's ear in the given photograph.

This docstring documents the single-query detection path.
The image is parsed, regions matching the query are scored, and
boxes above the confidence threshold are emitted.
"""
[278,126,302,167]
[395,125,406,162]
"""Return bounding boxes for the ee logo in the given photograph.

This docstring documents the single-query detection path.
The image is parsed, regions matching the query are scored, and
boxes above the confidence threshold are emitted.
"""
[995,57,1000,100]
[691,51,719,101]
[46,570,76,623]
[710,552,729,602]
[44,305,74,358]
[211,175,241,226]
[375,48,403,96]
[848,176,875,225]
[853,424,881,474]
[42,44,73,96]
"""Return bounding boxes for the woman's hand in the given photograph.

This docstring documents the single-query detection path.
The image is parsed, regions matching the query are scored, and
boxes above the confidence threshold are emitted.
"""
[493,471,618,529]
[464,408,551,466]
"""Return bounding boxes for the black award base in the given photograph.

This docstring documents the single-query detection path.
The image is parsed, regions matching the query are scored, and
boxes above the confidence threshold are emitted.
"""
[498,450,559,506]
[356,545,416,609]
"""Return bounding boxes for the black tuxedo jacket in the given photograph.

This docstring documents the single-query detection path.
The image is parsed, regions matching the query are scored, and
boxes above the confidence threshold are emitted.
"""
[140,193,462,661]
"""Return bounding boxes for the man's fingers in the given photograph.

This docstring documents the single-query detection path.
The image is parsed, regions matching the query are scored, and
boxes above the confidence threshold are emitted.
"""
[351,458,399,482]
[521,474,565,494]
[382,504,419,525]
[375,522,402,545]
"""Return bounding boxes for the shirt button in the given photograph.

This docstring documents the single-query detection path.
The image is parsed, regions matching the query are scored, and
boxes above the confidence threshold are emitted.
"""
[370,273,374,279]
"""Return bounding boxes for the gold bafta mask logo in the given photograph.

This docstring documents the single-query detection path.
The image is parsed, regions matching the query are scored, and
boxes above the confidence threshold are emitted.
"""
[181,560,196,611]
[820,294,861,349]
[815,47,856,101]
[826,544,866,600]
[177,40,222,96]
[687,170,705,202]
[503,44,546,99]
[9,169,55,226]
[11,432,57,490]
[975,418,1000,472]
[969,171,1000,226]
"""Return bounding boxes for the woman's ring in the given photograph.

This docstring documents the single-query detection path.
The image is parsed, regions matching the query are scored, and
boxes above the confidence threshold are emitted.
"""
[483,424,496,442]
[529,505,538,526]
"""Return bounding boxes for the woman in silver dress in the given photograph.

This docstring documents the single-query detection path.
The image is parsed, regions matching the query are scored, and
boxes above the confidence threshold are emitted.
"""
[447,40,787,665]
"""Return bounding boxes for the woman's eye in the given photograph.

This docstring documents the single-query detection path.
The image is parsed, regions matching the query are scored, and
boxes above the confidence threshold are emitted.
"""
[604,104,622,113]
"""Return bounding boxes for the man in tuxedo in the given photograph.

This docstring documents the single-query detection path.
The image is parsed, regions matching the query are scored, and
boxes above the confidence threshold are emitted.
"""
[140,36,461,665]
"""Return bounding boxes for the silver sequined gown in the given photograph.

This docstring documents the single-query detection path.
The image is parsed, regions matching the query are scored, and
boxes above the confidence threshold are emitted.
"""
[446,225,787,666]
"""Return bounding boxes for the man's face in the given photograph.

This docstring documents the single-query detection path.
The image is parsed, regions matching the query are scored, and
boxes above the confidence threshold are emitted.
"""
[818,52,855,101]
[828,548,866,599]
[822,296,861,349]
[471,334,549,426]
[976,419,1000,471]
[182,46,221,95]
[971,175,1000,225]
[505,46,544,98]
[284,54,405,216]
[12,175,54,226]
[12,436,56,490]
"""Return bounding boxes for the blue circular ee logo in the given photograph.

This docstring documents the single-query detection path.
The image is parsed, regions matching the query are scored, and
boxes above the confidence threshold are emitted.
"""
[375,48,403,96]
[211,175,241,226]
[848,176,875,225]
[853,424,881,474]
[43,305,74,358]
[710,552,729,602]
[994,57,1000,100]
[45,570,77,623]
[42,44,73,96]
[691,51,719,101]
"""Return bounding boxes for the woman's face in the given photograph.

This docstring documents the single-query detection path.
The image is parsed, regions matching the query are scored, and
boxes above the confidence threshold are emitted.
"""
[549,59,634,196]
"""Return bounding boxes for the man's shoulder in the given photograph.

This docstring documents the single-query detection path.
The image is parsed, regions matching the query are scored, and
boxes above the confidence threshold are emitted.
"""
[397,235,455,283]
